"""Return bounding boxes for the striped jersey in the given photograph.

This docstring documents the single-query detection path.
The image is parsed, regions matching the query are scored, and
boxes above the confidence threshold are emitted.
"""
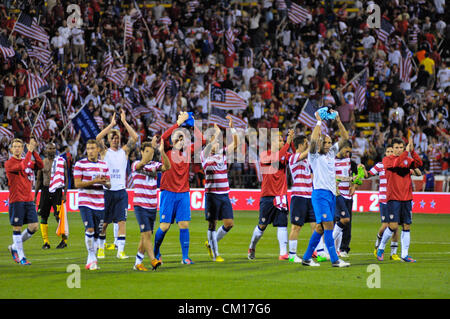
[73,158,109,211]
[369,162,387,204]
[49,156,65,193]
[288,153,312,198]
[335,157,352,200]
[200,149,229,194]
[132,160,162,209]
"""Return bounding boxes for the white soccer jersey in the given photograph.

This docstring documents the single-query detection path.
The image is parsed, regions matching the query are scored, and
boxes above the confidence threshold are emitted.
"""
[73,158,109,211]
[369,162,387,204]
[200,149,230,194]
[289,153,312,198]
[308,142,339,195]
[104,148,128,191]
[335,157,352,200]
[132,160,162,209]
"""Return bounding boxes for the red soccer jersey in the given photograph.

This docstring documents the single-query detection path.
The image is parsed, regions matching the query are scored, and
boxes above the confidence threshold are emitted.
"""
[260,142,291,197]
[5,151,43,203]
[382,150,423,201]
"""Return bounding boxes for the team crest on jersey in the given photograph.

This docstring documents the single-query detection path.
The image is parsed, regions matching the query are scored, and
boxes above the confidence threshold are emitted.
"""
[403,160,408,166]
[389,214,394,220]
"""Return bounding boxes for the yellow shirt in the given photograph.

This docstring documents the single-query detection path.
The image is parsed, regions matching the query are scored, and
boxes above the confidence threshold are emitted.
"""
[421,57,435,75]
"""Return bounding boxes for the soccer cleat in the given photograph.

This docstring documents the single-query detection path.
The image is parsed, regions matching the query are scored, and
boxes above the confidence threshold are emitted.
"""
[56,241,67,249]
[205,241,214,259]
[42,242,51,250]
[86,261,99,270]
[390,254,402,261]
[133,263,148,271]
[117,251,129,259]
[106,243,116,250]
[373,248,378,258]
[332,259,351,268]
[278,253,289,261]
[336,251,341,257]
[20,258,31,266]
[247,248,255,260]
[151,259,162,270]
[97,248,105,259]
[8,245,20,263]
[288,255,302,263]
[181,258,194,264]
[302,259,320,267]
[339,251,349,258]
[214,256,225,262]
[312,251,318,258]
[316,254,329,262]
[376,249,384,261]
[401,255,417,263]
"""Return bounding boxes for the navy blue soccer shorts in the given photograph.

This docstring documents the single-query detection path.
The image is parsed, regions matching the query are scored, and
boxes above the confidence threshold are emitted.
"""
[258,196,288,227]
[290,196,315,226]
[205,193,234,221]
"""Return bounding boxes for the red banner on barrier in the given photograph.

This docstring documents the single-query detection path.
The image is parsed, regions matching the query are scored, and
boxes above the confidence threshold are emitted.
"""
[0,190,448,214]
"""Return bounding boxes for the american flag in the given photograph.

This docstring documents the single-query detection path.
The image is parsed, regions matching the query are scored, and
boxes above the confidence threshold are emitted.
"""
[148,119,171,133]
[210,86,247,111]
[107,64,128,87]
[155,80,168,106]
[132,106,152,118]
[104,51,113,74]
[285,0,310,24]
[32,99,48,139]
[41,61,53,79]
[0,126,14,139]
[297,99,328,133]
[149,105,166,120]
[24,39,51,64]
[124,16,134,46]
[0,35,15,59]
[159,16,172,26]
[375,17,395,44]
[65,85,75,112]
[225,26,235,54]
[27,71,49,99]
[94,115,104,129]
[351,69,367,111]
[208,107,247,129]
[14,12,49,44]
[399,41,413,83]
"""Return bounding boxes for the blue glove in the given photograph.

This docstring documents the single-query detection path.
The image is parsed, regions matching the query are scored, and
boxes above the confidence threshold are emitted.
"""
[318,107,337,120]
[181,112,195,127]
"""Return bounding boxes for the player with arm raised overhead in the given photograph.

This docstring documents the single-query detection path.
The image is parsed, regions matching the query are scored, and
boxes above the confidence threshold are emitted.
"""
[96,109,138,260]
[376,136,423,262]
[132,138,170,271]
[202,117,240,262]
[301,111,350,268]
[7,138,44,265]
[248,129,294,261]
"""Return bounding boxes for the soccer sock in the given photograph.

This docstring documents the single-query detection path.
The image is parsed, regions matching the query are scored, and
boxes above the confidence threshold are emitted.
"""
[93,237,99,253]
[303,231,322,261]
[401,230,410,259]
[249,225,264,250]
[22,228,35,243]
[324,229,339,263]
[390,241,398,256]
[85,231,95,264]
[316,236,325,255]
[375,234,382,248]
[216,225,231,242]
[154,228,167,259]
[99,235,106,250]
[333,222,344,253]
[117,236,126,254]
[207,230,219,258]
[289,240,298,257]
[113,223,119,246]
[277,227,288,256]
[13,230,25,260]
[40,223,49,244]
[379,227,394,250]
[135,251,144,266]
[179,228,190,260]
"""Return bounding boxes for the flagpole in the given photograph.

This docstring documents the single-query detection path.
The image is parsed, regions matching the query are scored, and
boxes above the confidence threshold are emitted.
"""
[58,89,94,136]
[341,68,367,91]
[30,96,47,138]
[8,11,21,42]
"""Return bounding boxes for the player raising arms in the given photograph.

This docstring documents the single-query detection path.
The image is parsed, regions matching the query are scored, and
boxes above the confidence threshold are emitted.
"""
[301,111,350,268]
[201,117,239,262]
[248,129,294,261]
[7,138,43,265]
[153,112,205,264]
[287,135,316,263]
[131,138,170,271]
[96,109,138,260]
[376,136,423,262]
[74,139,111,270]
[34,142,69,249]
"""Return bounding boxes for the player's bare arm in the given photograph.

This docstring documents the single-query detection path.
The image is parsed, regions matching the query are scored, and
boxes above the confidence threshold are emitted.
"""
[96,112,116,158]
[335,112,349,149]
[160,140,171,172]
[226,116,240,154]
[120,109,139,156]
[309,112,322,153]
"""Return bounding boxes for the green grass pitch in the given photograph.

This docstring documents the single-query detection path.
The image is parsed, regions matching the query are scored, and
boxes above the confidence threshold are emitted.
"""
[0,211,449,299]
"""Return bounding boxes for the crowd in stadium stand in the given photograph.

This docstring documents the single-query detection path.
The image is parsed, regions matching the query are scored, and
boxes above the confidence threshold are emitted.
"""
[0,0,448,191]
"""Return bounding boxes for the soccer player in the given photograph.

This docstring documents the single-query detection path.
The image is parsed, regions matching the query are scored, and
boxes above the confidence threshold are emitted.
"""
[74,139,111,270]
[376,136,423,262]
[201,118,239,262]
[369,145,402,260]
[248,129,294,261]
[153,112,204,264]
[96,109,138,259]
[6,138,43,265]
[132,138,170,271]
[34,142,69,249]
[287,135,316,263]
[301,111,350,267]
